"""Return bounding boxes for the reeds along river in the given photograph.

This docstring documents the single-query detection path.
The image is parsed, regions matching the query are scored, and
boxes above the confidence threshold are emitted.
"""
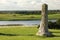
[0,20,56,26]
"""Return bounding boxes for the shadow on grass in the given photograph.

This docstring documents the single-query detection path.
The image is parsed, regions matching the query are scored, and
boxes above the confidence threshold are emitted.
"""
[52,31,60,37]
[0,33,18,36]
[54,35,60,37]
[51,32,60,33]
[0,33,60,38]
[0,33,35,36]
[50,32,60,37]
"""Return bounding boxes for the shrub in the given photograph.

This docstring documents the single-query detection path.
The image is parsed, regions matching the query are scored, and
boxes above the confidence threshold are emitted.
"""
[56,19,60,25]
[37,19,60,29]
[37,24,40,28]
[48,20,60,29]
[48,21,56,29]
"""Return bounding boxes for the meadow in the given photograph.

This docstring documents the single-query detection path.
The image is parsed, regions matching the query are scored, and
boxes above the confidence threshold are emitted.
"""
[0,13,60,40]
[0,14,60,21]
[0,26,60,40]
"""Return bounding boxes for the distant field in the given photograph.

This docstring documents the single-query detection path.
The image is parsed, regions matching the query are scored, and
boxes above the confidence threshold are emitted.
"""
[0,14,60,20]
[0,27,60,40]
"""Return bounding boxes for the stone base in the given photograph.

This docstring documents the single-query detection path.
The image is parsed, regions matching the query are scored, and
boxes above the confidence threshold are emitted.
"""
[36,32,53,37]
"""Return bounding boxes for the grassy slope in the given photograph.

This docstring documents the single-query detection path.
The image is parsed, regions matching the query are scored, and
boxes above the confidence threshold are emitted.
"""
[0,14,60,20]
[48,14,60,20]
[0,27,60,40]
[0,14,40,20]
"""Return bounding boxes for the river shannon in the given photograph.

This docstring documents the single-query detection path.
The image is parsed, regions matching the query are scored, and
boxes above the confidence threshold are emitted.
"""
[0,20,56,25]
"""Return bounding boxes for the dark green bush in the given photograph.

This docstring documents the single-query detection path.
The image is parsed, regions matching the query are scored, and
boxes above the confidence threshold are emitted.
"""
[56,19,60,25]
[48,19,60,29]
[48,22,57,29]
[37,20,60,29]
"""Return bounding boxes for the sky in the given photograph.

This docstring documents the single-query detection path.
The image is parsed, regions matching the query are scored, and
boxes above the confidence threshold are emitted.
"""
[0,0,60,11]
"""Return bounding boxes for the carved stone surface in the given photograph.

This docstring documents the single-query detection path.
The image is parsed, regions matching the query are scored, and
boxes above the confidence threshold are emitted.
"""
[36,4,52,37]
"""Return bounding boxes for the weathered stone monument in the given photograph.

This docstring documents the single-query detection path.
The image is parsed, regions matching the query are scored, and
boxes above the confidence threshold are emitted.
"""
[36,4,52,37]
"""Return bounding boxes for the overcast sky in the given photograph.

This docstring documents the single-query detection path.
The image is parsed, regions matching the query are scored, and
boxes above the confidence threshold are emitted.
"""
[0,0,60,11]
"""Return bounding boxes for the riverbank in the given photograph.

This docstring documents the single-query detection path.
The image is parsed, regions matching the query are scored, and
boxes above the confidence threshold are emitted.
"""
[0,14,60,21]
[0,25,37,28]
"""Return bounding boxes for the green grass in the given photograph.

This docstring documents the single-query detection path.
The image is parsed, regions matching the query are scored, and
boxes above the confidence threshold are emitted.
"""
[0,14,40,21]
[48,14,60,20]
[0,14,60,20]
[0,26,60,40]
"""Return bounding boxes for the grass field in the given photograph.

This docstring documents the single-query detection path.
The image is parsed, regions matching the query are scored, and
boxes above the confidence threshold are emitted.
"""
[0,26,60,40]
[0,14,60,20]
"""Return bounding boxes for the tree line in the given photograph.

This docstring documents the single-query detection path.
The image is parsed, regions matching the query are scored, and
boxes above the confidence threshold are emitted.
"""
[0,10,60,14]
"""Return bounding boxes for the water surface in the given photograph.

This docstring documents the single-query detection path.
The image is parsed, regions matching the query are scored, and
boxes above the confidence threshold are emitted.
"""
[0,20,56,25]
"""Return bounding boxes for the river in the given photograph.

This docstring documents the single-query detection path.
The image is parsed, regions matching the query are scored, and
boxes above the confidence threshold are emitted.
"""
[0,20,56,26]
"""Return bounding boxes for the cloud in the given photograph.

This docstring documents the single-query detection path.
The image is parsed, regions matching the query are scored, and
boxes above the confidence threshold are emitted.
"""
[0,0,41,10]
[0,0,7,4]
[30,1,37,5]
[0,0,60,10]
[42,0,60,10]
